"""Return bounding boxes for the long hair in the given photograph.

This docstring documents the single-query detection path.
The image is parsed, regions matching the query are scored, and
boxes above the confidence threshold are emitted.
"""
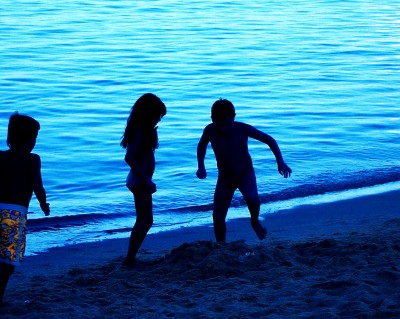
[121,93,166,151]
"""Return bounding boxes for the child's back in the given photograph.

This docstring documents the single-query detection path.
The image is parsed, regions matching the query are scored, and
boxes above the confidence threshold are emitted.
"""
[202,121,259,176]
[0,150,39,207]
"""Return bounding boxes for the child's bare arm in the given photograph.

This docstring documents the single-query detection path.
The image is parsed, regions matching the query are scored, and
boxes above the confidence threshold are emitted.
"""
[32,155,50,215]
[248,125,292,178]
[196,128,210,179]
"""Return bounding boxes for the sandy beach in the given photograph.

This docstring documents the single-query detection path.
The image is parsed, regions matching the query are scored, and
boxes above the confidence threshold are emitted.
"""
[1,190,399,318]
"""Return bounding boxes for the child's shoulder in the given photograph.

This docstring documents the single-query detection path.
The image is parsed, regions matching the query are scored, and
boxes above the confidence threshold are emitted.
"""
[233,121,253,130]
[0,151,40,173]
[203,122,215,132]
[5,150,40,162]
[29,152,41,160]
[25,153,41,169]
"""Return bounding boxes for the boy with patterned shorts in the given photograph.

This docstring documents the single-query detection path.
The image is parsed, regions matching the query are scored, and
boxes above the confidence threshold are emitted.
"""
[0,113,50,306]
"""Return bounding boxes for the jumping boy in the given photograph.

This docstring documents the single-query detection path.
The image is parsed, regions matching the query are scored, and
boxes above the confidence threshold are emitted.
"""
[196,99,292,242]
[0,112,50,306]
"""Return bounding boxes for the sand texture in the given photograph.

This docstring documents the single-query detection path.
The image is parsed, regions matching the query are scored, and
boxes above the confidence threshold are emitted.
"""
[1,190,399,318]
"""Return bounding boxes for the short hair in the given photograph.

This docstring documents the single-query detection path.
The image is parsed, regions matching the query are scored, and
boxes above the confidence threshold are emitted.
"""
[211,99,236,121]
[7,112,40,148]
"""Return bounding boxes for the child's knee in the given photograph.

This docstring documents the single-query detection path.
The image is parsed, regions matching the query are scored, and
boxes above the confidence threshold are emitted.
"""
[135,217,153,232]
[143,218,153,230]
[212,213,226,225]
[245,194,260,209]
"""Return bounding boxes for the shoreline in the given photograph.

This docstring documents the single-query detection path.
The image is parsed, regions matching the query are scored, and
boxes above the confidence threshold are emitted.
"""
[2,189,399,318]
[25,181,400,257]
[17,189,400,275]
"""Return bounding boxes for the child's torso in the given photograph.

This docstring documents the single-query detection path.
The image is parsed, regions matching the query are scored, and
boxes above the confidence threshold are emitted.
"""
[209,122,253,175]
[0,150,34,207]
[127,133,156,178]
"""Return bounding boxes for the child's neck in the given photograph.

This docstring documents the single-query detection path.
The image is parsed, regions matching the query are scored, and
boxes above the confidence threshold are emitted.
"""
[9,147,31,156]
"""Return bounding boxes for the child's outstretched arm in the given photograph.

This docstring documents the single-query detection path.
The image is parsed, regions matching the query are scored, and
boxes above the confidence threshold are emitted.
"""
[248,125,292,178]
[196,128,210,179]
[32,154,50,216]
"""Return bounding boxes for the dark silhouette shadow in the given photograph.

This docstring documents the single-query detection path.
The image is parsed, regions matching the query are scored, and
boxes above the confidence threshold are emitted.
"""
[196,99,292,242]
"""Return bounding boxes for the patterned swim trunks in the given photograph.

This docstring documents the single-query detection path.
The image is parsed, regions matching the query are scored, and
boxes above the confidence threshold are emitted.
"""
[0,203,27,266]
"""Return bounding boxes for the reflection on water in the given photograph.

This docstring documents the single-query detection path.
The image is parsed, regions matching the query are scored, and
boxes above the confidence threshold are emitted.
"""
[0,0,399,253]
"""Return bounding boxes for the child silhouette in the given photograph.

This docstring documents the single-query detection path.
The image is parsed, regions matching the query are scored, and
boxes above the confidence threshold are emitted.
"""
[0,113,50,306]
[196,99,291,242]
[121,93,166,268]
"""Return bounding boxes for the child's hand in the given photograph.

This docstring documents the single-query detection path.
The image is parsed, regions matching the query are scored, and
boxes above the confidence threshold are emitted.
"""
[41,203,50,216]
[196,168,207,179]
[278,162,292,178]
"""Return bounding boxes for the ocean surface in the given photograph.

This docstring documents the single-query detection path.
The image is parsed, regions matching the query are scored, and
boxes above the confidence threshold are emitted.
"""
[0,0,399,255]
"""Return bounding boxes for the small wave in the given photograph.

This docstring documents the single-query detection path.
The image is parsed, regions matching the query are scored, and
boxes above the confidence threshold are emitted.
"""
[259,168,400,205]
[165,167,400,214]
[26,167,400,233]
[27,212,129,232]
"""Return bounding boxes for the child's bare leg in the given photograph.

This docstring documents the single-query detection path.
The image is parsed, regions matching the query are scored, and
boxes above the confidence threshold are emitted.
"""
[124,191,153,267]
[247,196,267,240]
[0,275,10,305]
[213,176,235,242]
[0,263,14,305]
[239,169,267,240]
[248,202,267,240]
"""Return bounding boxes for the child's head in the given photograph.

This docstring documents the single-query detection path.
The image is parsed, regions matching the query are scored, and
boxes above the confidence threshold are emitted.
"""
[121,93,166,149]
[211,99,236,122]
[7,112,40,152]
[129,93,166,128]
[211,99,236,135]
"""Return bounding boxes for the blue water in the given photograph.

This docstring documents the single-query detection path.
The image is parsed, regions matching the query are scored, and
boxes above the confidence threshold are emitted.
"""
[1,0,399,255]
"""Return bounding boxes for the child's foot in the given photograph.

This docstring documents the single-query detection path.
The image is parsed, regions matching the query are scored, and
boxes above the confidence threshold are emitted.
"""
[122,258,136,269]
[122,259,146,271]
[254,223,267,240]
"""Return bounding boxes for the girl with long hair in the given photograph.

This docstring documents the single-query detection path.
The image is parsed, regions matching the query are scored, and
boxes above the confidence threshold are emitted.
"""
[121,93,166,268]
